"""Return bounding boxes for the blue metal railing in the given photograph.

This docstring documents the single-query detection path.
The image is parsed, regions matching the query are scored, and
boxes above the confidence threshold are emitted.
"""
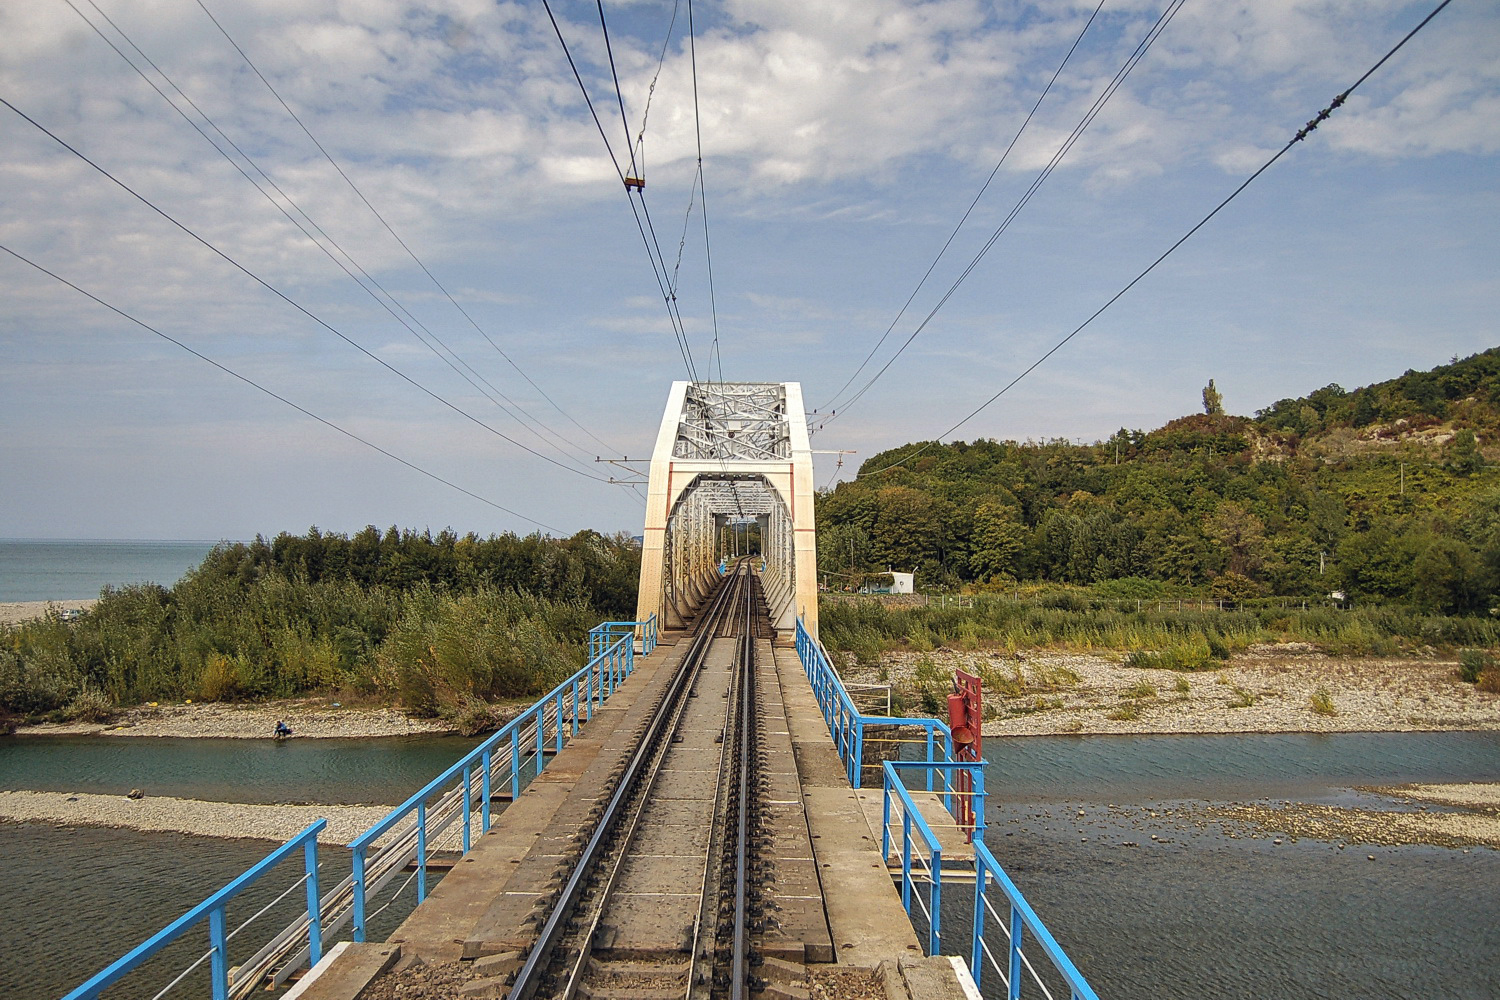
[590,615,658,660]
[63,615,660,1000]
[798,617,1097,999]
[63,821,326,1000]
[795,617,954,786]
[970,840,1099,1000]
[349,616,656,941]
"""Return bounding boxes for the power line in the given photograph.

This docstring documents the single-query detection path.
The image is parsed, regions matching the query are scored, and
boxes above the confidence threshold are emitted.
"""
[190,0,623,459]
[861,0,1455,480]
[817,0,1108,416]
[687,0,724,383]
[817,0,1186,433]
[65,0,608,481]
[597,0,640,182]
[0,95,616,484]
[538,0,700,382]
[0,242,563,533]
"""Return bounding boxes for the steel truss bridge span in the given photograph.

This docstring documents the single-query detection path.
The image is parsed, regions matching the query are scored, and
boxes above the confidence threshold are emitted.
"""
[635,381,818,637]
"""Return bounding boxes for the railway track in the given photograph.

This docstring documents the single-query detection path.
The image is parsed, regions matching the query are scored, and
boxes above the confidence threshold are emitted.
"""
[506,563,778,1000]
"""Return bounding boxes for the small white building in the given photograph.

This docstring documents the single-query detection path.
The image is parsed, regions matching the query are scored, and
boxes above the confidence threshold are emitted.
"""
[889,571,915,594]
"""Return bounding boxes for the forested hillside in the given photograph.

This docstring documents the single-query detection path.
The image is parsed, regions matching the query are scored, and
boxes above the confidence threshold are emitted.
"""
[818,349,1500,613]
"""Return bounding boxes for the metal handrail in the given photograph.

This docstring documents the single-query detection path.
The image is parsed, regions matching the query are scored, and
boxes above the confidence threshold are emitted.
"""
[794,617,954,786]
[348,629,640,940]
[63,821,326,1000]
[972,840,1100,1000]
[880,762,945,955]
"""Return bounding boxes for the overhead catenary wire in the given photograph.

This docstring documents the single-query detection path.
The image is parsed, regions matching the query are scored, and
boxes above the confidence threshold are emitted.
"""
[190,0,623,459]
[0,95,616,485]
[538,0,701,383]
[632,0,682,184]
[687,0,725,383]
[816,0,1108,416]
[64,0,609,482]
[817,0,1186,433]
[860,0,1455,480]
[0,242,563,533]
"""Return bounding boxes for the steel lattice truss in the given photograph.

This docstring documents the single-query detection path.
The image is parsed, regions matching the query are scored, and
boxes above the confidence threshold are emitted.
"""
[685,478,778,517]
[671,383,789,462]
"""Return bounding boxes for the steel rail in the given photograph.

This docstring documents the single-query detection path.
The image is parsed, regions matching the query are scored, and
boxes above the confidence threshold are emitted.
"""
[507,566,747,1000]
[685,563,750,1000]
[553,570,746,1000]
[728,569,755,1000]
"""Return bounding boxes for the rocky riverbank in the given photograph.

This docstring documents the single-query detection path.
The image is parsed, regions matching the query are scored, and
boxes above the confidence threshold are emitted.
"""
[17,699,454,739]
[840,643,1500,737]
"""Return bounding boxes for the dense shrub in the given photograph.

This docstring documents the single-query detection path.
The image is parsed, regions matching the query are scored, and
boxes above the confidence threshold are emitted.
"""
[0,527,638,718]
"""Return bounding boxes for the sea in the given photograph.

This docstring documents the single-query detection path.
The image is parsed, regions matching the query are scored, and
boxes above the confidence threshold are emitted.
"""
[0,538,224,602]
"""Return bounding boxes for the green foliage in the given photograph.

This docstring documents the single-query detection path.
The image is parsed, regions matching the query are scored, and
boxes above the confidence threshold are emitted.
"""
[0,527,637,716]
[1227,685,1258,708]
[1458,649,1496,684]
[1309,687,1337,716]
[1203,379,1224,417]
[818,350,1500,610]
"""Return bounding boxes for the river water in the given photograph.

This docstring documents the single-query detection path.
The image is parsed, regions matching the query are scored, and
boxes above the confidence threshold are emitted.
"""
[3,731,1497,999]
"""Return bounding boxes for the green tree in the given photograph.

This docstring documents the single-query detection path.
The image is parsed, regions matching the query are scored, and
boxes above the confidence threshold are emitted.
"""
[1447,428,1484,476]
[1412,536,1485,614]
[968,501,1026,582]
[1203,379,1224,416]
[1204,501,1268,579]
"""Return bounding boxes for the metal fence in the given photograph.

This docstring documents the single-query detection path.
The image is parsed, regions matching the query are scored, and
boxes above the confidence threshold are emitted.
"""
[62,616,658,1000]
[796,617,1098,1000]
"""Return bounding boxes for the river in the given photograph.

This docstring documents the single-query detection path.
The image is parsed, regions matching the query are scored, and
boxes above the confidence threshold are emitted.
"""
[3,731,1497,999]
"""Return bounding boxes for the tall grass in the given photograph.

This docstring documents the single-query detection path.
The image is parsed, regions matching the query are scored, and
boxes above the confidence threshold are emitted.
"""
[0,574,597,722]
[818,594,1500,666]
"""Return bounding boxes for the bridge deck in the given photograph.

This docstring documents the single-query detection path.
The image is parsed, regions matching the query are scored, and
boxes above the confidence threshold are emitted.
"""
[295,635,968,1000]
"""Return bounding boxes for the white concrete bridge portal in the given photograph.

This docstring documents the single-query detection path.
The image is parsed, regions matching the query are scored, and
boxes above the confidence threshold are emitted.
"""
[635,381,818,637]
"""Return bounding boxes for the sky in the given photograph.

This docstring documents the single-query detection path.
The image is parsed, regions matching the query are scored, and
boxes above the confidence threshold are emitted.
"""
[2,0,1497,541]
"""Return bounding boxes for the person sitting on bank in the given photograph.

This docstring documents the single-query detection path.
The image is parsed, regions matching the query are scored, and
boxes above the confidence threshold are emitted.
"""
[274,720,292,739]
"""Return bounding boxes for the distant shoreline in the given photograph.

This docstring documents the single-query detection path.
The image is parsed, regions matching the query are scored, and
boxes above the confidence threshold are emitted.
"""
[0,599,97,626]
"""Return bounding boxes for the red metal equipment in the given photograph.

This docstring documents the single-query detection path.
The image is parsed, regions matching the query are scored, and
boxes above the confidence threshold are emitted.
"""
[947,669,982,841]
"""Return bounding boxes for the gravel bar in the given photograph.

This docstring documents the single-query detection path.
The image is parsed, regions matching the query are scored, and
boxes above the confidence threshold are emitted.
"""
[0,790,394,844]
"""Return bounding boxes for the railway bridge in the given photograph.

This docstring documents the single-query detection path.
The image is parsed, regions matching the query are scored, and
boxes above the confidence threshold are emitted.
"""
[64,385,1097,1000]
[636,381,819,637]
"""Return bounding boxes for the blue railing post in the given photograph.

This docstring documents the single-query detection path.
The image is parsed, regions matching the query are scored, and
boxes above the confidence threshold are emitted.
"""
[416,801,428,902]
[462,765,473,854]
[481,748,493,832]
[1008,905,1024,1000]
[973,767,986,844]
[881,779,893,860]
[510,728,521,800]
[971,852,986,976]
[900,811,913,912]
[352,845,368,943]
[304,836,322,966]
[208,905,228,1000]
[929,845,942,956]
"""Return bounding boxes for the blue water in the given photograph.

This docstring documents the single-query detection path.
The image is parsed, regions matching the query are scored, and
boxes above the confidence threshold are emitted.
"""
[0,538,222,601]
[5,731,1498,999]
